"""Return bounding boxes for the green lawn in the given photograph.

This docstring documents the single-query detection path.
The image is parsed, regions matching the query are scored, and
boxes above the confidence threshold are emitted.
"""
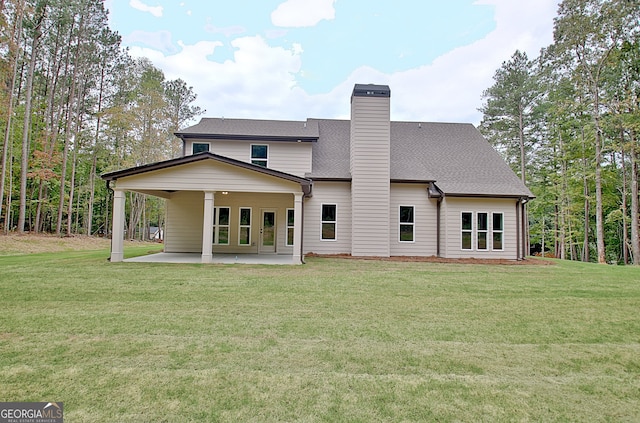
[1,248,639,422]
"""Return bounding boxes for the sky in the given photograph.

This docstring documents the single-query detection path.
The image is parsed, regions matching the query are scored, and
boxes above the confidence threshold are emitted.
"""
[104,0,561,126]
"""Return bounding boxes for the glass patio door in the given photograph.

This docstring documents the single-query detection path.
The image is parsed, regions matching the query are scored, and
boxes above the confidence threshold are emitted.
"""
[260,210,276,253]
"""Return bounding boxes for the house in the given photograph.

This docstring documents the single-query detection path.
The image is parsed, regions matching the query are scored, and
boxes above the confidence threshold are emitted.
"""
[102,84,533,264]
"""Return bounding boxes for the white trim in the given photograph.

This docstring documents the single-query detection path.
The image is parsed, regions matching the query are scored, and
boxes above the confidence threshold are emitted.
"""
[461,211,473,250]
[213,206,230,245]
[398,205,415,243]
[320,203,337,241]
[259,209,277,253]
[476,211,489,250]
[250,144,269,167]
[238,207,252,246]
[286,208,295,246]
[492,212,505,251]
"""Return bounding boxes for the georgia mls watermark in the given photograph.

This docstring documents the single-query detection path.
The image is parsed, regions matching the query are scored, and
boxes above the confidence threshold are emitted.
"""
[0,402,63,423]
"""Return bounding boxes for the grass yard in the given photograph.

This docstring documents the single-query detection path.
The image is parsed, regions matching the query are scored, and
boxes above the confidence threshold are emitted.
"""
[1,241,639,422]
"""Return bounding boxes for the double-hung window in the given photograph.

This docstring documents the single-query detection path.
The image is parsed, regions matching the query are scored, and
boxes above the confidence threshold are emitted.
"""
[286,209,295,246]
[251,145,268,167]
[213,207,230,245]
[492,213,504,250]
[461,212,473,250]
[399,206,415,242]
[477,212,488,250]
[321,204,337,241]
[239,208,252,245]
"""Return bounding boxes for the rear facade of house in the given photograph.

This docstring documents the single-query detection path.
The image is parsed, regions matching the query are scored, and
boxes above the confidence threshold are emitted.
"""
[102,84,533,264]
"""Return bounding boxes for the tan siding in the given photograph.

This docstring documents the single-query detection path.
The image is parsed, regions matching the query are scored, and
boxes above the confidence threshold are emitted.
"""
[114,160,302,194]
[165,191,204,253]
[389,184,438,256]
[350,95,391,256]
[303,182,352,255]
[185,139,312,177]
[165,191,295,255]
[441,197,519,259]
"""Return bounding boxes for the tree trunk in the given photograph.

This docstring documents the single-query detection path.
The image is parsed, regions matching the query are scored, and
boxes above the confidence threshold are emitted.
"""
[0,0,24,231]
[18,3,47,233]
[632,131,640,265]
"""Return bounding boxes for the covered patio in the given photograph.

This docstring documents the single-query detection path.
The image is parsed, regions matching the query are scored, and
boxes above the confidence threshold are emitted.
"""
[102,153,312,265]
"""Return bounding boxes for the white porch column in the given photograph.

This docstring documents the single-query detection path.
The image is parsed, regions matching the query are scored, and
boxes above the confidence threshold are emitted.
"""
[202,191,215,263]
[292,192,303,264]
[110,189,126,262]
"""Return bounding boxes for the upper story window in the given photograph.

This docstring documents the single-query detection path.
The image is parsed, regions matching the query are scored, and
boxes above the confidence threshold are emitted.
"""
[251,145,268,167]
[192,142,210,154]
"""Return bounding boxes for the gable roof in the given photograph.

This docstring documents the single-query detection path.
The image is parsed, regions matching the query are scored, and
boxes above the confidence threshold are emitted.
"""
[175,118,319,142]
[101,152,312,195]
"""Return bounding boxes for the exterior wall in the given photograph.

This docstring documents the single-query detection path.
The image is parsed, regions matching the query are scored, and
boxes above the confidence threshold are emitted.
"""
[165,191,295,255]
[440,197,519,259]
[165,191,204,253]
[113,160,302,194]
[210,192,294,255]
[184,138,313,177]
[389,183,438,256]
[350,94,391,256]
[303,181,352,255]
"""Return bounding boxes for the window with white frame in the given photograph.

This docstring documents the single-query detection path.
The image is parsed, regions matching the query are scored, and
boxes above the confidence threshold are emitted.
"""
[477,212,488,250]
[213,207,230,245]
[321,204,337,241]
[251,145,268,167]
[399,206,415,242]
[492,213,504,250]
[239,207,252,245]
[286,209,295,246]
[461,212,473,250]
[192,142,210,154]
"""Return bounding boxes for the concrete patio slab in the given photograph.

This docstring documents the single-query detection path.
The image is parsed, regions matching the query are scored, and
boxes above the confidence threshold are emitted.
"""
[124,252,298,265]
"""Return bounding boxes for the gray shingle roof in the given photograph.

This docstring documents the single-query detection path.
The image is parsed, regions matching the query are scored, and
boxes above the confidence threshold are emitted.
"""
[176,118,319,141]
[177,117,533,198]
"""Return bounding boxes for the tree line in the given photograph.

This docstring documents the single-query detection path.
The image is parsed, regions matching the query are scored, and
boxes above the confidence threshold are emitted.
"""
[0,0,202,238]
[480,0,640,264]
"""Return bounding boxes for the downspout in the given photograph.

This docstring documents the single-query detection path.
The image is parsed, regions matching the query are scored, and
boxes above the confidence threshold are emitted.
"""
[436,196,443,257]
[516,200,521,260]
[300,194,306,264]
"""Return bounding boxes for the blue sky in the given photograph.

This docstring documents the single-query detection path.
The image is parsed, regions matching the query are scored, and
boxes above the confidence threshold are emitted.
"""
[105,0,560,125]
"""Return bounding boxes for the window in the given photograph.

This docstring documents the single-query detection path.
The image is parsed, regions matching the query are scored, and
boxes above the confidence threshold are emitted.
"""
[239,208,251,245]
[213,207,230,245]
[286,209,295,246]
[492,213,504,250]
[399,206,415,242]
[477,212,488,250]
[461,212,473,250]
[321,204,336,241]
[192,142,210,154]
[251,145,268,167]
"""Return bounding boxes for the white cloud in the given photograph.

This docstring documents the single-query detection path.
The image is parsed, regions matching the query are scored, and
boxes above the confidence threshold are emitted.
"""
[339,0,561,124]
[124,0,560,126]
[128,36,304,120]
[124,30,176,54]
[129,0,163,18]
[271,0,336,28]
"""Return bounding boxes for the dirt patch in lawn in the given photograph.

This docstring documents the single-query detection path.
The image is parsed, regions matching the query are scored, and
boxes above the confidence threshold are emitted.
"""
[0,233,157,255]
[305,253,555,265]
